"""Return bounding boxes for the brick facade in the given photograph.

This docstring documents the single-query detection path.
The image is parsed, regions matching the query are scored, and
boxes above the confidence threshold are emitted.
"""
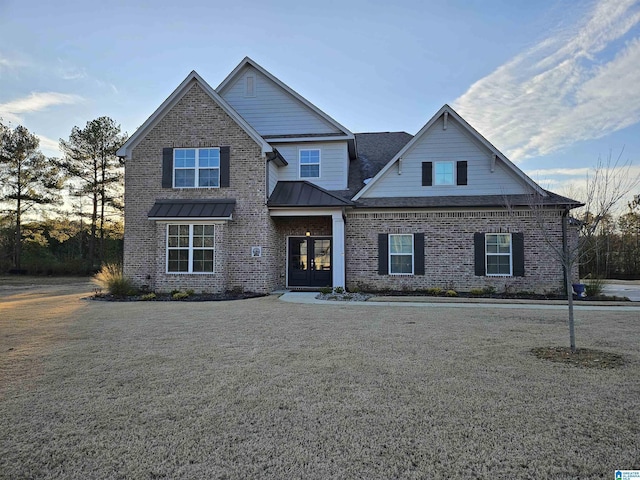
[124,82,279,294]
[344,209,579,294]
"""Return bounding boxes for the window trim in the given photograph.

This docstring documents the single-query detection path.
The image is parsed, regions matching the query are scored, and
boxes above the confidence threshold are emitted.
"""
[485,233,513,277]
[434,161,455,186]
[388,233,414,275]
[166,224,216,274]
[299,148,321,179]
[173,147,221,189]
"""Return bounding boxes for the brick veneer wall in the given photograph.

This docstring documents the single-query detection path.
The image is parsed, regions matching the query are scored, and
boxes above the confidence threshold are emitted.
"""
[124,82,279,294]
[345,209,578,294]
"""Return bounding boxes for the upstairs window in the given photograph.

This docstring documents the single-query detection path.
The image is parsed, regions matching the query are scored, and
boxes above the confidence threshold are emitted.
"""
[299,149,320,178]
[174,148,220,188]
[434,161,454,185]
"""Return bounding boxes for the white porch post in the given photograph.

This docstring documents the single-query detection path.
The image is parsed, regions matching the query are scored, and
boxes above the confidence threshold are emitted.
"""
[332,212,346,289]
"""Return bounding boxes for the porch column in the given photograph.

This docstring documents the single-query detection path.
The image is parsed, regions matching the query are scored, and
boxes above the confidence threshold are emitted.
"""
[332,212,345,288]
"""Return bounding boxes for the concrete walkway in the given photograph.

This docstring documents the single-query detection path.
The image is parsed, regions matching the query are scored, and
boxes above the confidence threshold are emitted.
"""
[279,291,640,311]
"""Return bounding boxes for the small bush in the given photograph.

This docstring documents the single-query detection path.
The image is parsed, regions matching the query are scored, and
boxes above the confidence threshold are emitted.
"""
[482,286,496,295]
[445,289,458,297]
[185,289,195,296]
[140,292,157,301]
[425,287,443,296]
[585,277,605,297]
[334,286,344,294]
[349,286,361,294]
[319,286,332,295]
[93,263,134,297]
[469,288,484,296]
[172,291,189,300]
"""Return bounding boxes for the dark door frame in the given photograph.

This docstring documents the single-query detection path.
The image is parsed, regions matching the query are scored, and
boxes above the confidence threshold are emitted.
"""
[287,236,333,288]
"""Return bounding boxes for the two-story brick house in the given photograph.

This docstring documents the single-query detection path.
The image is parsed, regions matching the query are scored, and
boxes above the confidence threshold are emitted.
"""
[117,57,581,294]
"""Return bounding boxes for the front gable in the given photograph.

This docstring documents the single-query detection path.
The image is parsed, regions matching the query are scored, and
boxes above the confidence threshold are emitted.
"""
[217,58,353,140]
[353,105,545,201]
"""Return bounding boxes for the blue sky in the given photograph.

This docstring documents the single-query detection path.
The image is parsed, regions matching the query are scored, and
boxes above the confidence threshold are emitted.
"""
[1,0,639,202]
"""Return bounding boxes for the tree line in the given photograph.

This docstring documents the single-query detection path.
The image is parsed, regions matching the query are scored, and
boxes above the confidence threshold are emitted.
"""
[1,116,639,279]
[0,117,127,274]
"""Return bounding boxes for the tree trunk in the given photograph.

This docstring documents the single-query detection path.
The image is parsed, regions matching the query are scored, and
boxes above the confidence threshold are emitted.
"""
[562,210,576,353]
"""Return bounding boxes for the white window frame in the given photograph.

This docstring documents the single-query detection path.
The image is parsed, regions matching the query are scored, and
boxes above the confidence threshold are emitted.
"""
[173,148,220,189]
[389,234,414,275]
[434,161,455,185]
[166,224,216,274]
[299,149,321,179]
[485,233,513,276]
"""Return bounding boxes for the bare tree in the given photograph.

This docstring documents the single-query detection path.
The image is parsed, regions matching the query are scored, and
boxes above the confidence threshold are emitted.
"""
[523,150,640,352]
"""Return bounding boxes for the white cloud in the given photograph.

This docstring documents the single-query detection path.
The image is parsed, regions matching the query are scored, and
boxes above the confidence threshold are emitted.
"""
[0,92,82,124]
[36,134,62,156]
[453,0,640,162]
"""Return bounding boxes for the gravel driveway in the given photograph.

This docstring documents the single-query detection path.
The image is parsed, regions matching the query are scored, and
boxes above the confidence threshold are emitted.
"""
[1,280,639,479]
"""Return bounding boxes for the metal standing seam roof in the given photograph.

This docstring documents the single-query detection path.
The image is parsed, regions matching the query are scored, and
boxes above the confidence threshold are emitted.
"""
[267,181,353,207]
[148,199,236,219]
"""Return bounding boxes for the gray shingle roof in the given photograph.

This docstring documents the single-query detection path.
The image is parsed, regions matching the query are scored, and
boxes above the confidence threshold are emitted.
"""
[348,132,413,196]
[268,181,352,207]
[148,199,236,219]
[353,191,583,209]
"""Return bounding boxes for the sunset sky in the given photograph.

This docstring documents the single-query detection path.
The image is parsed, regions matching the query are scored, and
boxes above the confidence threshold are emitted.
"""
[1,0,639,201]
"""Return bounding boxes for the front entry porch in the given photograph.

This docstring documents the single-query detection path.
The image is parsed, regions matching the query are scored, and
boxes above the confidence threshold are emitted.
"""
[271,209,346,290]
[288,236,332,288]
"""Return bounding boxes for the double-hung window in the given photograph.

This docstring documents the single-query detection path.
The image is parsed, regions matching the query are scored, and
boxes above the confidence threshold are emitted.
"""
[174,148,220,188]
[485,233,512,276]
[167,224,215,273]
[434,161,454,185]
[299,149,320,178]
[389,234,414,274]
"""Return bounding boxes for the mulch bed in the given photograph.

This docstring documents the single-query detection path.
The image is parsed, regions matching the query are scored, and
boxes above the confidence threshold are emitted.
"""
[531,347,626,368]
[90,292,266,302]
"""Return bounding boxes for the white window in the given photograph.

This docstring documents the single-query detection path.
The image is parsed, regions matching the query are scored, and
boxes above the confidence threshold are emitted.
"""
[167,224,215,273]
[299,149,320,178]
[389,234,414,275]
[173,148,220,188]
[486,233,512,276]
[434,161,454,185]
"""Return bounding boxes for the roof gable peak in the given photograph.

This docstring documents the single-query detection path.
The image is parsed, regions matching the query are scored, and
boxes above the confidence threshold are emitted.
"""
[116,70,271,158]
[217,57,353,139]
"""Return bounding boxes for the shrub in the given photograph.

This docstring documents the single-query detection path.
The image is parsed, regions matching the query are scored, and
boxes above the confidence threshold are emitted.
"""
[93,263,134,297]
[425,287,443,296]
[585,277,605,297]
[445,289,458,297]
[482,286,496,295]
[319,286,332,295]
[140,292,157,301]
[349,286,361,294]
[185,289,195,296]
[469,288,484,296]
[172,291,189,300]
[334,286,344,294]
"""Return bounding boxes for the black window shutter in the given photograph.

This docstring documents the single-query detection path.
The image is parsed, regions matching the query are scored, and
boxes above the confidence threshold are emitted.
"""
[378,234,388,275]
[457,161,468,186]
[422,162,432,186]
[474,232,486,276]
[512,233,525,277]
[220,146,230,187]
[414,233,425,275]
[162,148,173,188]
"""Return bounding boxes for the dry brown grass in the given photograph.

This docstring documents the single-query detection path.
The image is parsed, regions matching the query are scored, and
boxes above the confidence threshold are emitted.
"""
[1,280,639,479]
